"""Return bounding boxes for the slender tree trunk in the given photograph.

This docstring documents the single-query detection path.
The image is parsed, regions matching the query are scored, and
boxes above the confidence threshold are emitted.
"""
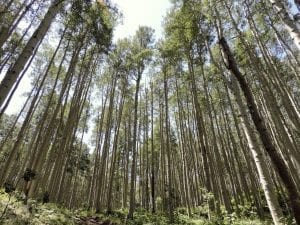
[26,40,81,199]
[0,0,64,107]
[106,79,126,214]
[186,52,214,217]
[0,31,64,183]
[163,67,174,223]
[127,73,142,219]
[150,82,156,213]
[95,76,117,212]
[219,36,300,224]
[222,73,284,224]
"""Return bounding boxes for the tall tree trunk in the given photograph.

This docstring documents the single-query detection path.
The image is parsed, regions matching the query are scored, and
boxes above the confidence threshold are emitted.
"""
[0,30,64,183]
[127,73,142,219]
[106,78,126,214]
[95,76,117,212]
[150,81,156,213]
[223,73,284,224]
[0,0,64,107]
[163,67,174,223]
[26,40,82,199]
[186,52,214,217]
[219,36,300,224]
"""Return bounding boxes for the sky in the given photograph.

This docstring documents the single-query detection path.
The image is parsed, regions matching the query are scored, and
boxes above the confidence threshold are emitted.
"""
[112,0,171,41]
[4,0,171,115]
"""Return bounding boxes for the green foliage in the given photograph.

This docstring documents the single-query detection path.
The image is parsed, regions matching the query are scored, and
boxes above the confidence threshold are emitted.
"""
[0,190,74,225]
[0,190,280,225]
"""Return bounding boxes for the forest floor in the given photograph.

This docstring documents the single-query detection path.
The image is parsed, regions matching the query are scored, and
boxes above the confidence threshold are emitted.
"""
[0,189,273,225]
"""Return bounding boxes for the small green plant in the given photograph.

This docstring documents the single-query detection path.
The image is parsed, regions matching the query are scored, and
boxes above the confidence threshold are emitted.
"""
[0,183,17,223]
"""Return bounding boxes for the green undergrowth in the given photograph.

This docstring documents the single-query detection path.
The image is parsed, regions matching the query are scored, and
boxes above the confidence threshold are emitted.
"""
[0,189,282,225]
[0,189,74,225]
[115,208,273,225]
